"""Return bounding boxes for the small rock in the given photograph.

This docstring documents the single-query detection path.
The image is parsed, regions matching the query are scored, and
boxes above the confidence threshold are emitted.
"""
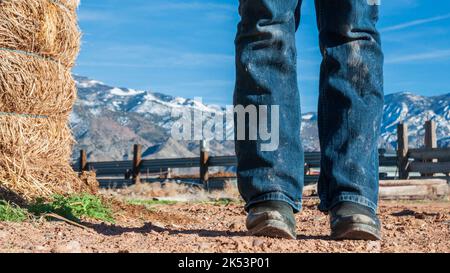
[366,241,381,253]
[413,219,426,227]
[53,240,82,253]
[151,222,166,229]
[35,245,48,252]
[170,224,182,229]
[252,239,265,248]
[384,224,395,230]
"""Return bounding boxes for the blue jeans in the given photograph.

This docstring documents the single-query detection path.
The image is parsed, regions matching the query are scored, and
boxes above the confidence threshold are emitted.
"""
[234,0,384,214]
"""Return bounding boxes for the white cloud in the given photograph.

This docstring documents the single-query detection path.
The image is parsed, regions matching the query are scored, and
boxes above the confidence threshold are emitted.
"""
[386,49,450,64]
[381,13,450,32]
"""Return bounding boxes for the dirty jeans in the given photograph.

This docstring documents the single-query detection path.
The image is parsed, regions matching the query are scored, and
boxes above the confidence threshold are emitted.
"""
[234,0,384,213]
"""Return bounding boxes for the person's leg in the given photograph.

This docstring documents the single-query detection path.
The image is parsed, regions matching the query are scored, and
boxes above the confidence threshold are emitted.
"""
[314,0,384,214]
[234,0,304,214]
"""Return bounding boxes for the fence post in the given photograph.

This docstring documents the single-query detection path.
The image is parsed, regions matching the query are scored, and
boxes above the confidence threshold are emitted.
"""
[166,168,172,179]
[132,144,142,184]
[79,150,87,172]
[200,140,210,188]
[424,120,437,150]
[423,120,437,177]
[397,123,409,179]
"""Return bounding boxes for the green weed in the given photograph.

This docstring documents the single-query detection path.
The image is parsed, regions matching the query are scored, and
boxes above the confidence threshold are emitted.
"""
[0,200,28,222]
[29,194,115,223]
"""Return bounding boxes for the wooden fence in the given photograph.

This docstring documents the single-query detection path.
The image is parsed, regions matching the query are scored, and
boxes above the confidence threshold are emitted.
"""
[397,120,450,179]
[73,121,450,189]
[73,148,398,189]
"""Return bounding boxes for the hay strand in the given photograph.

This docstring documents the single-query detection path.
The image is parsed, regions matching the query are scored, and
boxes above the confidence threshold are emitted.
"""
[52,0,80,12]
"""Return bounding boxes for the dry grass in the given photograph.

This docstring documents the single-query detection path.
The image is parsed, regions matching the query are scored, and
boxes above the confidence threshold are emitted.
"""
[101,181,242,203]
[0,50,76,117]
[0,115,97,202]
[0,0,80,67]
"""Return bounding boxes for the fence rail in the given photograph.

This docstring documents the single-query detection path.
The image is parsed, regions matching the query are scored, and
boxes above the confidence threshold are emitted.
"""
[408,148,450,161]
[72,150,401,189]
[73,121,450,189]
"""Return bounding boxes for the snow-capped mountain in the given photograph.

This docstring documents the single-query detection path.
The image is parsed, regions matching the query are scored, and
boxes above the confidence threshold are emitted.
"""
[71,75,449,161]
[381,92,450,149]
[71,75,233,161]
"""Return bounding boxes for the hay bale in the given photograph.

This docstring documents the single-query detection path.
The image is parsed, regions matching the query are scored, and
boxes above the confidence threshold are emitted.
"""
[0,0,81,67]
[55,0,80,11]
[0,50,76,117]
[0,0,93,202]
[0,115,97,201]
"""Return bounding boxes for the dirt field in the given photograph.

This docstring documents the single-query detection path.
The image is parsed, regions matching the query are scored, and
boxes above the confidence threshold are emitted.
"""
[0,192,448,253]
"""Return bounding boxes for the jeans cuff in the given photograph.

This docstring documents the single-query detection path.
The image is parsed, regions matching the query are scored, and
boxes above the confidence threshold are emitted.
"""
[319,194,378,214]
[245,192,302,214]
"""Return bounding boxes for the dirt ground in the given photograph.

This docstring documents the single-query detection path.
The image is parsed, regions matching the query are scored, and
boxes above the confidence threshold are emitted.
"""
[0,187,448,253]
[0,183,449,253]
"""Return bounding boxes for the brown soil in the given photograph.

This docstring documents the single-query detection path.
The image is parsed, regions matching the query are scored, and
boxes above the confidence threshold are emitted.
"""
[0,197,448,253]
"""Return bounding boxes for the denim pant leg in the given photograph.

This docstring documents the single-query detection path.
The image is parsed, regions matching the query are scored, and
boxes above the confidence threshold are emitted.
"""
[315,0,384,213]
[234,0,304,213]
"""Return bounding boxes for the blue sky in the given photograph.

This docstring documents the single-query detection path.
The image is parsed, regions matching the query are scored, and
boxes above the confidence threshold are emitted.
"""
[74,0,450,112]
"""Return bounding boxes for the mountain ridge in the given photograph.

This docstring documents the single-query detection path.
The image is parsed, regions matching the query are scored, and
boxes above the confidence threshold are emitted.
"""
[70,75,450,161]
